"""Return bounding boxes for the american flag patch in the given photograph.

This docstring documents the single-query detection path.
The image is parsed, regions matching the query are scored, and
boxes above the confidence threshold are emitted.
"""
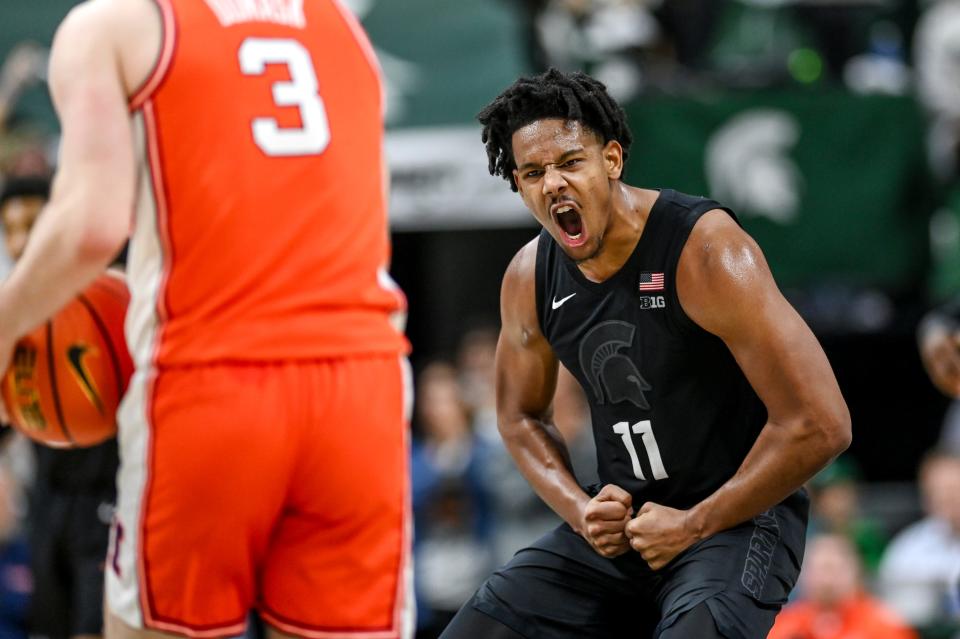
[639,272,665,291]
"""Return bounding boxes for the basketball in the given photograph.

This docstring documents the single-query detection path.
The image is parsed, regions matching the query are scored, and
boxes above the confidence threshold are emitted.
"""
[1,271,133,448]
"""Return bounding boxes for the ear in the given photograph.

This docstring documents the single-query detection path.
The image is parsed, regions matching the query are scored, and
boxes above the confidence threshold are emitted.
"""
[603,140,623,180]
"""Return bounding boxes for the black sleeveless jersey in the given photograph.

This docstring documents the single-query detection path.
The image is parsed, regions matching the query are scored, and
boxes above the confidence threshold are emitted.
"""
[535,189,767,510]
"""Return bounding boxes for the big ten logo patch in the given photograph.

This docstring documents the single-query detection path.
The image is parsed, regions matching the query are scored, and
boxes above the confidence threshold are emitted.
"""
[638,295,665,310]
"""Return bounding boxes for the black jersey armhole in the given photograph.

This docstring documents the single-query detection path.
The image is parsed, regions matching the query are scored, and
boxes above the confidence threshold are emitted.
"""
[533,230,551,337]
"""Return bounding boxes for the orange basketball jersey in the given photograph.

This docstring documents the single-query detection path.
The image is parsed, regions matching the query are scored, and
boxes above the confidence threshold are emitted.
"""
[127,0,408,369]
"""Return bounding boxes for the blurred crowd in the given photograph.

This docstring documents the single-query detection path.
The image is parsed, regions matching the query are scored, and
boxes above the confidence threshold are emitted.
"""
[515,0,960,182]
[410,326,597,638]
[0,36,55,639]
[771,450,960,639]
[0,1,959,638]
[516,0,915,96]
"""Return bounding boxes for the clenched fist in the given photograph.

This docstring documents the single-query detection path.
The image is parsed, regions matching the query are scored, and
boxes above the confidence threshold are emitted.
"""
[625,501,699,570]
[578,484,633,558]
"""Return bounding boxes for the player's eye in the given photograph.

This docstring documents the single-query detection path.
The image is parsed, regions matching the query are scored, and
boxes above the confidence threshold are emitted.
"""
[524,170,543,180]
[561,158,581,168]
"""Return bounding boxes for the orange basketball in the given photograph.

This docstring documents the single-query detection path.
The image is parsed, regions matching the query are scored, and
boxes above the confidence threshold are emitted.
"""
[1,271,133,448]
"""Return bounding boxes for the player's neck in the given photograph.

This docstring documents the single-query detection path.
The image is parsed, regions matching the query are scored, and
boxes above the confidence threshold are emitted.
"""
[576,184,657,283]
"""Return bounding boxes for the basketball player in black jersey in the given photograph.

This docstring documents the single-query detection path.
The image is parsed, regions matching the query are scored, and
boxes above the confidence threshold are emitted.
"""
[439,69,851,639]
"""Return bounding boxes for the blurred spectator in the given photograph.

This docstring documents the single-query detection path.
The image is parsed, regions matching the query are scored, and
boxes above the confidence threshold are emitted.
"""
[0,464,29,639]
[842,20,910,96]
[653,0,724,69]
[919,300,960,401]
[937,402,960,456]
[513,0,913,98]
[456,325,498,442]
[878,449,960,628]
[691,0,908,92]
[0,44,52,192]
[512,0,552,72]
[769,533,917,639]
[518,0,668,100]
[915,0,960,182]
[410,362,494,639]
[0,43,54,278]
[0,43,46,138]
[0,176,47,264]
[453,325,553,565]
[0,139,50,183]
[919,296,960,453]
[703,0,836,88]
[807,456,888,575]
[527,0,593,72]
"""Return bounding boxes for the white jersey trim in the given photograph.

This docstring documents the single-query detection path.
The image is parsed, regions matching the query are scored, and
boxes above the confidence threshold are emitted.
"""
[129,0,176,111]
[106,111,161,630]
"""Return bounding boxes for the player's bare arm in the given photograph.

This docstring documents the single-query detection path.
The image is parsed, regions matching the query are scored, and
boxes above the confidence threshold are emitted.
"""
[626,210,851,569]
[0,0,158,413]
[498,237,633,558]
[0,2,140,383]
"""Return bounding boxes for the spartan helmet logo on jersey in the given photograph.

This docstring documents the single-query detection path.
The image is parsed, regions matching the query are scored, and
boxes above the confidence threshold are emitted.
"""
[578,320,651,409]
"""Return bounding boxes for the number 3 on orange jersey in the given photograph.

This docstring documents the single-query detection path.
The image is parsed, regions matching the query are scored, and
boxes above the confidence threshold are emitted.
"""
[239,37,331,157]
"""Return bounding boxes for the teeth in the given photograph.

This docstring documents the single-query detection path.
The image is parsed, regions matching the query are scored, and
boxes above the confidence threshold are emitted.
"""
[557,206,573,214]
[569,232,582,240]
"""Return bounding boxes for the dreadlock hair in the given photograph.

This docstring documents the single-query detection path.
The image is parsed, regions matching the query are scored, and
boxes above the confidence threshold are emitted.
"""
[477,68,633,192]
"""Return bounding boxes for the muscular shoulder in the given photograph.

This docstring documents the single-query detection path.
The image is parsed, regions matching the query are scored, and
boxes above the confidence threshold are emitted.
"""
[676,209,775,337]
[680,209,764,276]
[53,0,161,99]
[503,236,539,293]
[53,0,130,51]
[501,236,543,345]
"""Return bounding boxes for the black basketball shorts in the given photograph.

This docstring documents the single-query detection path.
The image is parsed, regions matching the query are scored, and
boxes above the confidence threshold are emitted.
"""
[470,490,809,639]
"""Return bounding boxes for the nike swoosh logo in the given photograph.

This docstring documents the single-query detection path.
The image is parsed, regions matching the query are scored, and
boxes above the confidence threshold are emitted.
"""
[67,344,105,415]
[552,293,576,310]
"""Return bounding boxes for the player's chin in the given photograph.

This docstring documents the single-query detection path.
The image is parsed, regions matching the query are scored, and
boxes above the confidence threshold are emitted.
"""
[565,237,601,264]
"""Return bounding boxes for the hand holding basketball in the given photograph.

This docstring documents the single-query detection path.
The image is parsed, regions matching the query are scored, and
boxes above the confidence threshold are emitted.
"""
[0,271,133,447]
[580,483,633,558]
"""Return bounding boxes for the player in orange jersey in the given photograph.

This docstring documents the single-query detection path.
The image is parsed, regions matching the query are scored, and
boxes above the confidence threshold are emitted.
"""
[0,0,412,637]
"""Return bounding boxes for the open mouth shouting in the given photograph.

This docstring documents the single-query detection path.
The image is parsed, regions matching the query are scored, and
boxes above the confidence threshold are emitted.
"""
[551,199,588,248]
